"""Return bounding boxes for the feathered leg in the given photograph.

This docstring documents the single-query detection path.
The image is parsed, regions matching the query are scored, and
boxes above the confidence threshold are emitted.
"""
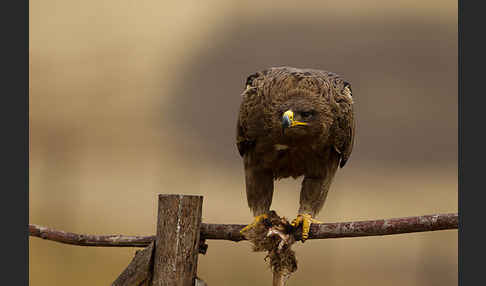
[293,155,339,241]
[240,157,274,233]
[298,176,333,216]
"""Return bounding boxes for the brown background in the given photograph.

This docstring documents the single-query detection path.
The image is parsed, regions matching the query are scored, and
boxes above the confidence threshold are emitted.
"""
[30,1,457,285]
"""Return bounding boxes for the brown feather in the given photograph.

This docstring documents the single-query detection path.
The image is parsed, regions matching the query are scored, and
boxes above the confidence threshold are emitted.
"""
[236,66,355,217]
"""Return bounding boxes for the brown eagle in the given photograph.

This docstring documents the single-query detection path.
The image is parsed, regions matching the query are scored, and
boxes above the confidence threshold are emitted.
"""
[237,66,355,240]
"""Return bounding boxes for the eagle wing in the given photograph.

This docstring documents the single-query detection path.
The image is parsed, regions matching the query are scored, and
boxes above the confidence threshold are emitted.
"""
[332,82,355,168]
[236,115,254,157]
[236,73,259,157]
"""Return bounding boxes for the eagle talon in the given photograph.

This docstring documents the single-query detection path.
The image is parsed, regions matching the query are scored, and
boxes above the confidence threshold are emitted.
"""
[240,214,269,234]
[291,214,322,241]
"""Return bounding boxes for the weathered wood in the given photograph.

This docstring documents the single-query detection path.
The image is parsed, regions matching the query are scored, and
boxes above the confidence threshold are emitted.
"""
[151,194,203,286]
[112,242,155,286]
[195,277,208,286]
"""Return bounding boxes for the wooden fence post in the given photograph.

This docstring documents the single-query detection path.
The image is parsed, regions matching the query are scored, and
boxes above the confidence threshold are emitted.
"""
[151,194,203,286]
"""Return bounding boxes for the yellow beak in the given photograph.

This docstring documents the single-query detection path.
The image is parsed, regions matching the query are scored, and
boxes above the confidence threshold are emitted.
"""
[282,110,308,129]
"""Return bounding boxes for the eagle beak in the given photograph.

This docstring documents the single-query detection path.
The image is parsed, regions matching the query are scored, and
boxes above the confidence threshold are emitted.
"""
[282,110,308,133]
[282,111,292,130]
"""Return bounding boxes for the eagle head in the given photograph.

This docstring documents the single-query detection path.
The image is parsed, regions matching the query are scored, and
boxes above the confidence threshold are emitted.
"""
[274,89,330,144]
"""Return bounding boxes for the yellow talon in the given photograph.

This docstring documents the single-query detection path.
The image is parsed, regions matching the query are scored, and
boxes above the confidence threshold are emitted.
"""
[291,214,322,241]
[240,214,269,233]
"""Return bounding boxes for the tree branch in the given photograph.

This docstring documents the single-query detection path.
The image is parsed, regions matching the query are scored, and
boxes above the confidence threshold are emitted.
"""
[28,224,155,247]
[29,213,458,247]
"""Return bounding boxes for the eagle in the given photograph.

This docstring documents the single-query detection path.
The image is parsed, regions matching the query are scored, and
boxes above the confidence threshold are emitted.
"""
[237,66,355,241]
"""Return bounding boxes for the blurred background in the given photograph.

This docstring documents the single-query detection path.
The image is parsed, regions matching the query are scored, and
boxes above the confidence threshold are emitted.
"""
[29,0,457,285]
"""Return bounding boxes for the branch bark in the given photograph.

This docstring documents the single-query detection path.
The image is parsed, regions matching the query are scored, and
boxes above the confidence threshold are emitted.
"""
[29,212,458,247]
[28,224,155,247]
[112,242,155,286]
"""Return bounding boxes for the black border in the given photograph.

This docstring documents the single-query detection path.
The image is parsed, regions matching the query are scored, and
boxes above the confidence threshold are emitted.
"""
[459,0,484,285]
[2,0,29,284]
[458,0,462,284]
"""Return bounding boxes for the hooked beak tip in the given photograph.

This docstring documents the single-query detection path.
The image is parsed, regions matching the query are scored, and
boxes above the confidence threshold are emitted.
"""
[282,113,291,131]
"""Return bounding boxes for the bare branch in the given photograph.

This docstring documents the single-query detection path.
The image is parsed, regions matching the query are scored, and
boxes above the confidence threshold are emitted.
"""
[29,213,458,247]
[28,224,155,247]
[203,213,459,242]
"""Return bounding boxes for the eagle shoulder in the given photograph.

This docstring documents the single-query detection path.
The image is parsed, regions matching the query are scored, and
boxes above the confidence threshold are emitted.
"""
[236,72,263,157]
[331,81,355,168]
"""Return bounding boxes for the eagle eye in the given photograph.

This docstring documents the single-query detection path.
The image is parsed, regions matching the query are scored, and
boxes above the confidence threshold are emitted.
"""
[300,111,314,118]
